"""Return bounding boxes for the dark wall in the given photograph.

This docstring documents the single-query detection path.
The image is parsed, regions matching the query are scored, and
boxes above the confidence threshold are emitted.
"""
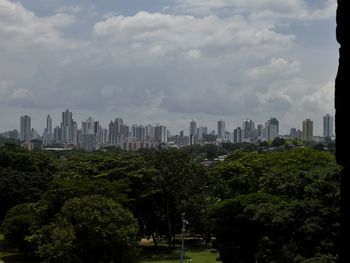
[336,1,350,262]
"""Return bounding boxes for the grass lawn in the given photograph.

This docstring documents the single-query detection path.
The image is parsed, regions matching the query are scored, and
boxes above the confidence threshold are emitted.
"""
[0,234,37,263]
[1,234,220,263]
[138,251,218,263]
[137,239,220,263]
[138,249,219,263]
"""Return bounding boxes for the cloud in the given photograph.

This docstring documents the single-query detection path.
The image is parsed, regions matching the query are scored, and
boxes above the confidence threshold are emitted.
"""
[169,0,336,20]
[247,58,300,78]
[302,81,334,114]
[0,80,33,107]
[93,11,295,61]
[0,0,78,50]
[0,0,337,134]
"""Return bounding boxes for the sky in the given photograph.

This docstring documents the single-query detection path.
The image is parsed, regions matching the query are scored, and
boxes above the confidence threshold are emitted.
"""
[0,0,338,135]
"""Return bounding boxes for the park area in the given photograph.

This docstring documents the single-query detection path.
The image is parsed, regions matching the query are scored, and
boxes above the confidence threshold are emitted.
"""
[1,234,219,263]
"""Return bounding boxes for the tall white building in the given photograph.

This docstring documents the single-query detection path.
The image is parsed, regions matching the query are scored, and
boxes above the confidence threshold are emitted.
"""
[323,114,334,138]
[72,121,78,146]
[302,119,313,142]
[100,128,109,145]
[20,115,31,142]
[81,117,100,151]
[46,115,52,134]
[217,119,226,139]
[43,114,52,146]
[265,117,279,141]
[155,125,167,143]
[146,124,155,141]
[132,125,146,142]
[61,109,73,144]
[243,119,255,141]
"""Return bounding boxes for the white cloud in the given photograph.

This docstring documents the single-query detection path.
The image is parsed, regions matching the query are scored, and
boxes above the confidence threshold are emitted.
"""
[8,88,32,101]
[0,0,78,50]
[302,81,334,114]
[0,0,337,134]
[170,0,336,20]
[93,11,294,60]
[0,80,32,105]
[247,58,300,78]
[0,80,11,97]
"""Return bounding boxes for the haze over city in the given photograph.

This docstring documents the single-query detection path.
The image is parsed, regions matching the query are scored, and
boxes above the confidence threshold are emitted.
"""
[0,0,337,135]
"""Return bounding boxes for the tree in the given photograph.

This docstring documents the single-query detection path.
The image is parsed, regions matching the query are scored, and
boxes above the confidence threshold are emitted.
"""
[144,149,211,249]
[271,137,286,147]
[210,198,260,263]
[211,149,340,262]
[28,195,139,263]
[0,144,56,222]
[1,203,35,253]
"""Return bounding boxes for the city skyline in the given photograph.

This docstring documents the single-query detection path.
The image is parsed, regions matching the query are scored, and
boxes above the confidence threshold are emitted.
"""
[2,109,334,138]
[0,0,337,135]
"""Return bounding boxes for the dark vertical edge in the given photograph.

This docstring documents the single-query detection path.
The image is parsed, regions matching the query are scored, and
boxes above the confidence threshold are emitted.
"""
[336,1,350,262]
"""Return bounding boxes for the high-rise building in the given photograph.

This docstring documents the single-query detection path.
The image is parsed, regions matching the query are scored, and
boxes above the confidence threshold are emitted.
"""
[302,119,313,142]
[61,109,73,144]
[197,126,208,139]
[0,130,19,140]
[132,125,146,142]
[190,120,197,136]
[257,124,263,139]
[100,128,109,145]
[46,115,52,134]
[243,119,255,141]
[20,115,31,142]
[217,120,226,139]
[81,117,100,151]
[109,118,127,145]
[53,126,61,143]
[146,124,155,141]
[265,117,279,141]
[43,114,52,146]
[31,128,39,140]
[233,127,243,144]
[290,128,297,139]
[72,121,78,145]
[323,114,334,138]
[155,125,167,143]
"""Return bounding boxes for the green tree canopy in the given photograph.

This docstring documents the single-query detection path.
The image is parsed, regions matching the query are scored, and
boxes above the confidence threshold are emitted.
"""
[28,195,139,263]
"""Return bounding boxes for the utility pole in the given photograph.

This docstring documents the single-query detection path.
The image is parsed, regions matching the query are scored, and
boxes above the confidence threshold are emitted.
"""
[180,216,189,263]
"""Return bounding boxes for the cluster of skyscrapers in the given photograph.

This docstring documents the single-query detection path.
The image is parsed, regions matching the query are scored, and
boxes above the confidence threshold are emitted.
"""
[2,110,168,151]
[170,115,334,146]
[0,110,334,151]
[181,117,281,145]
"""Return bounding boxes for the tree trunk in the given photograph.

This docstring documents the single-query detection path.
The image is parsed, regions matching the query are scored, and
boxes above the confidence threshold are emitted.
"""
[166,198,173,251]
[151,232,158,247]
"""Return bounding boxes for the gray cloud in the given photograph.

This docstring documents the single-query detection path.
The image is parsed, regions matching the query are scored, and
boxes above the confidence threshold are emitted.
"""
[0,0,337,134]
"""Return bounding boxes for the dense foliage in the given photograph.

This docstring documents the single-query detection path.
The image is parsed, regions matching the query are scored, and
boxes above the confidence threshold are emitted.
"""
[211,149,340,262]
[0,143,340,262]
[27,195,138,263]
[0,144,56,221]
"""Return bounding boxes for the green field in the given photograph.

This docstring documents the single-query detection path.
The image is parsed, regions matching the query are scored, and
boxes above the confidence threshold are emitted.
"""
[138,246,219,263]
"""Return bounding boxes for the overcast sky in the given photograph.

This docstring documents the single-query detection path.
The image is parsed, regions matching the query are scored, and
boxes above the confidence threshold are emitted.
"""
[0,0,338,135]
